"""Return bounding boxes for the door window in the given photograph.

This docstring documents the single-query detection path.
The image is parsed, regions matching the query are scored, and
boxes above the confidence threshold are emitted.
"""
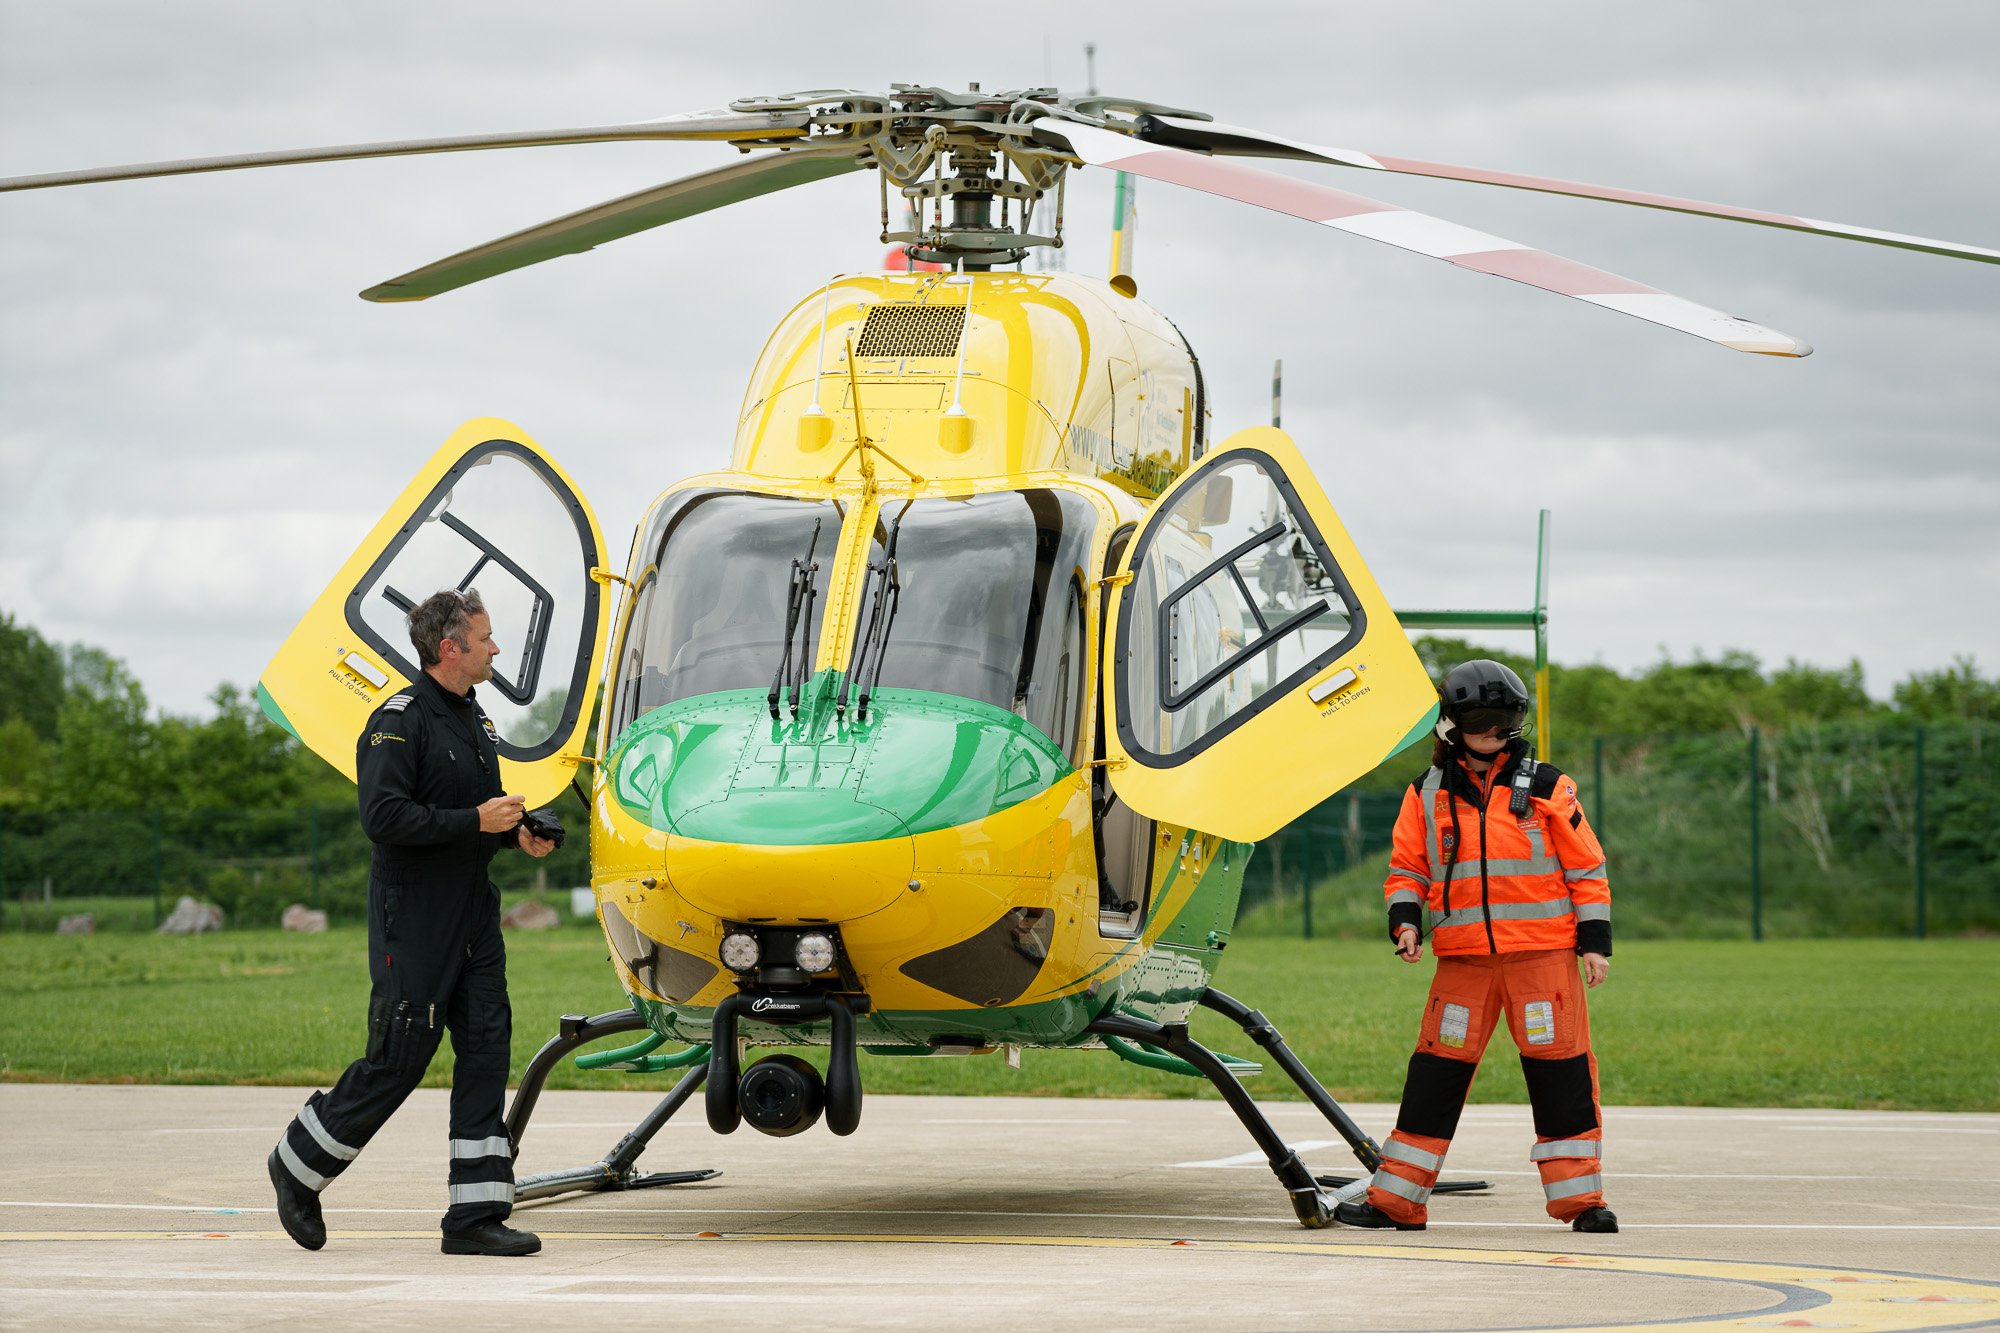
[345,440,602,759]
[1119,453,1364,764]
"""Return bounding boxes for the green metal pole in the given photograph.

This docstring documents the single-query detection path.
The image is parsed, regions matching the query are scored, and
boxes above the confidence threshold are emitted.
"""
[151,809,163,929]
[1592,736,1606,840]
[1913,726,1928,940]
[309,805,321,912]
[1748,728,1763,942]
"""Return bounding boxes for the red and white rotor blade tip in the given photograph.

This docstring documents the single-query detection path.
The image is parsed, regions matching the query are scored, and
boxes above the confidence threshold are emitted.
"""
[1143,115,2000,268]
[1050,121,1810,357]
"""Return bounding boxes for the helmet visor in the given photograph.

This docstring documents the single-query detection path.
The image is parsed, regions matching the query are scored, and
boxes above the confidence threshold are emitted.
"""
[1455,707,1526,738]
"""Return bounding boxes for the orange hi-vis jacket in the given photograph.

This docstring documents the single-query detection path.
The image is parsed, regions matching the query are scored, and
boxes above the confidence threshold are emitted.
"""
[1384,743,1611,957]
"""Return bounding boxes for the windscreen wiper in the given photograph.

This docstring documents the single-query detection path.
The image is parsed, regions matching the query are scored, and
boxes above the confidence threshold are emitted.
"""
[839,502,909,719]
[767,517,823,719]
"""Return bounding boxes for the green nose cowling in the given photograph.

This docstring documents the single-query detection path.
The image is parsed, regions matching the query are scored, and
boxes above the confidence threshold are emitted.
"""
[604,674,1074,846]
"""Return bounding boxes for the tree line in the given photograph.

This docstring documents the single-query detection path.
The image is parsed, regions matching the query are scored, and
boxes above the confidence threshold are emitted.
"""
[2,609,1995,815]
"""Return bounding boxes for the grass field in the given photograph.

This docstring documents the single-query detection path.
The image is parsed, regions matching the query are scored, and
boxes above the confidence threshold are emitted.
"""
[1,931,1993,1111]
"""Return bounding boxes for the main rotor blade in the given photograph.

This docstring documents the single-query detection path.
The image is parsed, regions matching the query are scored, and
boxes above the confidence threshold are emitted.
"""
[1140,115,2000,267]
[1040,121,1809,357]
[0,110,813,193]
[360,146,864,302]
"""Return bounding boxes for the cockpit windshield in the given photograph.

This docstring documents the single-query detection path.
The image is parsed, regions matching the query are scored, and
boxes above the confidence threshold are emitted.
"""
[853,489,1094,755]
[611,491,839,735]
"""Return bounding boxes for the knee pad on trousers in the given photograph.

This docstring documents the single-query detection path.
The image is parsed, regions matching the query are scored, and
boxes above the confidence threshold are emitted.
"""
[1396,1052,1479,1141]
[1521,1053,1598,1139]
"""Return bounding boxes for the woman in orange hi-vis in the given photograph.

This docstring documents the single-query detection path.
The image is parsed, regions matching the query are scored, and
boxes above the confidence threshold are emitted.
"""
[1334,659,1618,1234]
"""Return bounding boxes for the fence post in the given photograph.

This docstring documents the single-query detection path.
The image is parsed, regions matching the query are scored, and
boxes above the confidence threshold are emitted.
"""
[1592,736,1606,840]
[309,805,322,912]
[1913,726,1928,940]
[151,809,164,929]
[1748,728,1763,942]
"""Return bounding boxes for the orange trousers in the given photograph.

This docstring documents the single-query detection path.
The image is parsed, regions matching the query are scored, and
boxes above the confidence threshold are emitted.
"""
[1366,949,1605,1224]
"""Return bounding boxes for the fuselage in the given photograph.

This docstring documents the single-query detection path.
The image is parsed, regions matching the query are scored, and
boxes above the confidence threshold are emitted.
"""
[587,271,1253,1052]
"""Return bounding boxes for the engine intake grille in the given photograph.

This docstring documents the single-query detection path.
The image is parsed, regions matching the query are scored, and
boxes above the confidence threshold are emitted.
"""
[855,304,965,359]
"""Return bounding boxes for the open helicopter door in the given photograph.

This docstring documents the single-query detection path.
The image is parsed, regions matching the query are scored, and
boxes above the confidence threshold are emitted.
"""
[1102,426,1438,843]
[258,418,613,811]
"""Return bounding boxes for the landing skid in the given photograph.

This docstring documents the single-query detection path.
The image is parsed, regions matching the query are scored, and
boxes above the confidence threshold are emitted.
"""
[1088,987,1488,1229]
[504,1009,720,1204]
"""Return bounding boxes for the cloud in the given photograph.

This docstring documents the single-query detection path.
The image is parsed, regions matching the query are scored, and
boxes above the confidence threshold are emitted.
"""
[2,1,1996,716]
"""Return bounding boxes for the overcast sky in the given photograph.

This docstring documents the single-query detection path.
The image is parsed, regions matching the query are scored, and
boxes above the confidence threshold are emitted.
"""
[2,2,1996,720]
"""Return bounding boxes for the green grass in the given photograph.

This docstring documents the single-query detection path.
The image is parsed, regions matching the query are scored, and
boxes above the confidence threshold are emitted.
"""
[0,932,1993,1111]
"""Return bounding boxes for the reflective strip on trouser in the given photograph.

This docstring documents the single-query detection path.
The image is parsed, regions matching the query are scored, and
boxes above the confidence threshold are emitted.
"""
[300,1103,359,1161]
[1381,1139,1443,1172]
[1530,1138,1601,1161]
[1365,1129,1449,1224]
[449,1180,516,1207]
[451,1136,512,1160]
[1545,1173,1604,1203]
[279,1088,385,1193]
[276,1137,329,1192]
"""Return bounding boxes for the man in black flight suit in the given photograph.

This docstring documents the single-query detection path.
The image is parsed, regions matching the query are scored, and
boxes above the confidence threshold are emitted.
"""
[267,587,556,1256]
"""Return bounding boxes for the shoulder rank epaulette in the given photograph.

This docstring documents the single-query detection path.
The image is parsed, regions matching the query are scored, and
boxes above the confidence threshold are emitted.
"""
[382,692,414,713]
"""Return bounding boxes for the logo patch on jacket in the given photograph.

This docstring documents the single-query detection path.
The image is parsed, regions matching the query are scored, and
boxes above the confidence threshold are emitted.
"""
[481,717,499,744]
[1441,831,1457,857]
[369,732,405,747]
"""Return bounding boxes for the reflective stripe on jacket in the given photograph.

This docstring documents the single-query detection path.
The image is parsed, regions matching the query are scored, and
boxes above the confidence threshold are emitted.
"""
[1383,745,1610,956]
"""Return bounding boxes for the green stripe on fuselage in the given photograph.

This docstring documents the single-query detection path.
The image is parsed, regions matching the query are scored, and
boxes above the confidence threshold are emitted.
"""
[603,673,1073,845]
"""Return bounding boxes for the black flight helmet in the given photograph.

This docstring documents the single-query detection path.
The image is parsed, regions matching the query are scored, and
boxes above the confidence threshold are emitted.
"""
[1436,659,1531,742]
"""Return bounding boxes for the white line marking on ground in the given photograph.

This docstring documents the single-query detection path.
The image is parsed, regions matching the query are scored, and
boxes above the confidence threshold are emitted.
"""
[921,1119,1130,1125]
[1178,1142,1342,1168]
[1784,1125,2000,1134]
[145,1127,275,1134]
[7,1200,1998,1232]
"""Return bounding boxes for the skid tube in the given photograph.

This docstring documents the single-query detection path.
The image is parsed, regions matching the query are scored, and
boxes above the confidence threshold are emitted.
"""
[1198,987,1489,1199]
[1087,1008,1338,1228]
[504,1009,720,1203]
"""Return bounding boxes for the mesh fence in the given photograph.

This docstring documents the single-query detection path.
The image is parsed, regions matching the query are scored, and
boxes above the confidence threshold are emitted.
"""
[1236,719,1999,939]
[4,721,1993,936]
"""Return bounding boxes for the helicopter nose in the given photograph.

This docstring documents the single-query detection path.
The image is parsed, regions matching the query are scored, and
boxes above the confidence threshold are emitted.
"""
[603,688,1073,920]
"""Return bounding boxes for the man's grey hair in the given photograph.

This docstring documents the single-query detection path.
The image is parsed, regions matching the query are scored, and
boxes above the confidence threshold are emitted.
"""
[408,588,486,668]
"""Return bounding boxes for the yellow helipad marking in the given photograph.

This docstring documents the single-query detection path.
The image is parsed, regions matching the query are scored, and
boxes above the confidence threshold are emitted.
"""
[1,1230,1994,1331]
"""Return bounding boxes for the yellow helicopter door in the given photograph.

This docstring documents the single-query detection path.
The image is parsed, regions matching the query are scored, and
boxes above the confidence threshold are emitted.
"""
[258,417,613,810]
[1101,426,1438,843]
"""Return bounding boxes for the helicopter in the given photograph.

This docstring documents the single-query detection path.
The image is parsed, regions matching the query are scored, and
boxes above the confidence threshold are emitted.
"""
[7,83,1994,1229]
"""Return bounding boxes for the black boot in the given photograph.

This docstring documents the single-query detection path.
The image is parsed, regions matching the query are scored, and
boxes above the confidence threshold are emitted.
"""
[1334,1199,1426,1231]
[441,1220,542,1256]
[1570,1206,1619,1233]
[267,1149,326,1251]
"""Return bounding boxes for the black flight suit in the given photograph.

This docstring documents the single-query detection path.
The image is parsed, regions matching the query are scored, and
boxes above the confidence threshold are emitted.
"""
[272,672,518,1232]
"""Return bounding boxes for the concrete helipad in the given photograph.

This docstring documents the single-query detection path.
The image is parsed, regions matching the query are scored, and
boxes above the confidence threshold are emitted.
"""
[2,1084,1996,1330]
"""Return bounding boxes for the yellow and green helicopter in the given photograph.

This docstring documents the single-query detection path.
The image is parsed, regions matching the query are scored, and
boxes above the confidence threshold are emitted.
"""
[9,83,1993,1228]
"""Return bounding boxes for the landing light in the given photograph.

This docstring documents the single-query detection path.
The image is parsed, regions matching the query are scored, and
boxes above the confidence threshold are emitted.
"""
[720,931,761,973]
[794,932,836,973]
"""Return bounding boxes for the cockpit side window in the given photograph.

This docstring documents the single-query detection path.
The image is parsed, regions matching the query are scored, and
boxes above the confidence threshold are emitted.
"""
[610,491,839,737]
[860,489,1095,753]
